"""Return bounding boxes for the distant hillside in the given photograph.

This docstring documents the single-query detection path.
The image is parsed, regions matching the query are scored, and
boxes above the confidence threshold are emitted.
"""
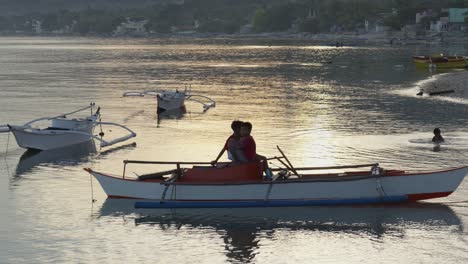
[0,0,466,35]
[0,0,175,15]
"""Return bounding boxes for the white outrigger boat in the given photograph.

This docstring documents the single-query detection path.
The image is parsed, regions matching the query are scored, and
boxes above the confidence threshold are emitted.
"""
[123,85,216,113]
[84,147,468,208]
[0,103,136,151]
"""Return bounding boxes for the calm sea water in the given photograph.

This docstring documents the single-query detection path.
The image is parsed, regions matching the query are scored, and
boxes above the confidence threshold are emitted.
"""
[1,36,468,263]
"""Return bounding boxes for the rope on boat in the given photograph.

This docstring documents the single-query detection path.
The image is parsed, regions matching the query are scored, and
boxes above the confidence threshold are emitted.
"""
[98,115,104,149]
[90,172,96,203]
[4,129,10,160]
[264,183,274,201]
[161,176,178,201]
[47,103,94,120]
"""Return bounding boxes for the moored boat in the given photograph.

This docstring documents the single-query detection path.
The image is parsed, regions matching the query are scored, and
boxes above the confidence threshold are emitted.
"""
[123,85,216,114]
[0,103,136,151]
[412,54,468,69]
[85,151,468,208]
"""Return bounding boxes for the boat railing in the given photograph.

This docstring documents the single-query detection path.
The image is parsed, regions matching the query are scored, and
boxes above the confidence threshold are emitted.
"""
[269,163,378,171]
[16,104,97,128]
[47,103,95,121]
[22,116,51,127]
[122,160,213,179]
[121,158,378,180]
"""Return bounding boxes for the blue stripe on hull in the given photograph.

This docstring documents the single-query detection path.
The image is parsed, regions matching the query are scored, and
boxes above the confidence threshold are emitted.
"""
[134,196,408,209]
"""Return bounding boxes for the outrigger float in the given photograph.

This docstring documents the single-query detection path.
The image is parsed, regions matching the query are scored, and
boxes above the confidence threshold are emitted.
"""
[84,146,468,209]
[0,103,136,151]
[123,85,216,113]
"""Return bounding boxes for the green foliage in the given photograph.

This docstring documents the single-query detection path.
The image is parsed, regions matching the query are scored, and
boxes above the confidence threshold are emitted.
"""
[451,0,468,8]
[383,15,401,30]
[0,0,467,35]
[252,8,268,32]
[198,19,240,34]
[0,16,8,31]
[299,17,320,33]
[419,16,437,30]
[74,9,123,34]
[252,3,298,32]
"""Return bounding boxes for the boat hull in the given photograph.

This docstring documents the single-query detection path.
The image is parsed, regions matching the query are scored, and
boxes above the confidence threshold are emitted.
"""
[87,166,468,208]
[11,127,93,150]
[157,92,186,112]
[412,56,468,69]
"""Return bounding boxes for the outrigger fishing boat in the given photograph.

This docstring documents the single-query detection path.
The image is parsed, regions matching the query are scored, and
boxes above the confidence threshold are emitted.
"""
[123,85,216,113]
[412,54,468,69]
[0,103,136,151]
[84,146,468,208]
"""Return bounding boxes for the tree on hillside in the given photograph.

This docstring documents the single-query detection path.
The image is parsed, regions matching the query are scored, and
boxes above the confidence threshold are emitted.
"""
[74,9,123,34]
[299,17,320,33]
[252,8,268,32]
[451,0,468,8]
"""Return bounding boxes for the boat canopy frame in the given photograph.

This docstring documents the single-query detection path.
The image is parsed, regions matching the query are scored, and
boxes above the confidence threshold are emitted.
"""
[119,145,378,181]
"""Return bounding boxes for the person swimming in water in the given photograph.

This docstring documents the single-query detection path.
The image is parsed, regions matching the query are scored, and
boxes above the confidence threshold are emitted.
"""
[432,128,444,143]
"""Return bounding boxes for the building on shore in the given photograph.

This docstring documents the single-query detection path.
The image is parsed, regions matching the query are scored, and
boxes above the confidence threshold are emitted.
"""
[32,20,42,34]
[448,8,468,31]
[113,18,148,37]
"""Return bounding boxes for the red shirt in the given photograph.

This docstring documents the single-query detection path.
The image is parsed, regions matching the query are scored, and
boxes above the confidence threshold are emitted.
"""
[241,135,256,161]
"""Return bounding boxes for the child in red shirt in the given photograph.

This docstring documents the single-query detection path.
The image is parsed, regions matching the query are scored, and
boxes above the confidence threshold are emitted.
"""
[212,120,246,165]
[240,122,272,179]
[240,122,256,161]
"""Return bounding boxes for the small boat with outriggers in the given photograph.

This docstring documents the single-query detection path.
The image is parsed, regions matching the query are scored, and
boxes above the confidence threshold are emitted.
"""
[412,54,468,69]
[123,85,216,113]
[0,103,136,151]
[84,146,468,209]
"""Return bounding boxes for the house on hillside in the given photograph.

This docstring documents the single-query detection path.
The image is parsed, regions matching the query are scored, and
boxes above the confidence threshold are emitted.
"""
[32,20,42,34]
[430,17,449,32]
[448,8,468,31]
[416,10,434,24]
[114,18,148,37]
[374,20,390,33]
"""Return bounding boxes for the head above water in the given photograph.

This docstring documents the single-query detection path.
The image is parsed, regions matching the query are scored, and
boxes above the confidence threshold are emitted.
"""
[240,122,252,136]
[433,128,441,135]
[231,120,243,134]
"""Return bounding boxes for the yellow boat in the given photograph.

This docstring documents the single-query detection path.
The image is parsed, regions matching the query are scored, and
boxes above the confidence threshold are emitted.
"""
[412,54,468,69]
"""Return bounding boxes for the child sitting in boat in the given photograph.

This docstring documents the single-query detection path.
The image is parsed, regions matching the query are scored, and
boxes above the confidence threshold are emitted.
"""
[240,122,272,179]
[432,128,444,143]
[211,120,247,165]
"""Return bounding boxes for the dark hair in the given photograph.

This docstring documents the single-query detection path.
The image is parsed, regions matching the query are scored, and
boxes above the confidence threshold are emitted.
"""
[241,122,252,131]
[231,120,243,131]
[433,128,441,135]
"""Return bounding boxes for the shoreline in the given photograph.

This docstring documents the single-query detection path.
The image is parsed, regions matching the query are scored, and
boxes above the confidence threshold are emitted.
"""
[1,31,467,46]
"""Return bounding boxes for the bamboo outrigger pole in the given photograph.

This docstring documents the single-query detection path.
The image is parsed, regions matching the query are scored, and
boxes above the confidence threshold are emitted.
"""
[276,145,300,177]
[124,160,212,165]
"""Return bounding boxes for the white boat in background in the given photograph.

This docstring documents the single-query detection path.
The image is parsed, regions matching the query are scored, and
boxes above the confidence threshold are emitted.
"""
[123,85,216,113]
[157,89,187,113]
[84,147,468,209]
[0,103,136,151]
